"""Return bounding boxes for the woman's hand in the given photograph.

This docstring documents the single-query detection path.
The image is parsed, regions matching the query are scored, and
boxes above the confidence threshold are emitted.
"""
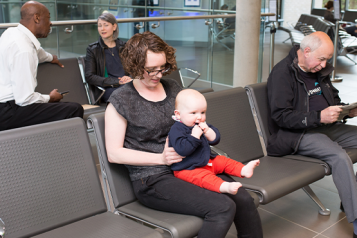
[162,137,184,165]
[119,76,133,85]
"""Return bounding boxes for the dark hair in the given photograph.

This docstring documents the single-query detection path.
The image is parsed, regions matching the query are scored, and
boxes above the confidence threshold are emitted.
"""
[120,32,177,79]
[325,1,334,9]
[97,12,118,39]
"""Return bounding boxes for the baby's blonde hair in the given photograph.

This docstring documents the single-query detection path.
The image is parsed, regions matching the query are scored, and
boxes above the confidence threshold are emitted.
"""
[175,89,206,110]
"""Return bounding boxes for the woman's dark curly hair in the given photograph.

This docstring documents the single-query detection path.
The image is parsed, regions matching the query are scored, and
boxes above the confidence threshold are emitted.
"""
[120,31,177,79]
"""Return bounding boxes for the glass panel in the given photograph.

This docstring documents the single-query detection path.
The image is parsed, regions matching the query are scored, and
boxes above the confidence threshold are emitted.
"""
[210,18,235,86]
[166,12,211,86]
[210,0,235,87]
[148,8,212,87]
[6,2,22,23]
[55,24,99,58]
[0,0,270,90]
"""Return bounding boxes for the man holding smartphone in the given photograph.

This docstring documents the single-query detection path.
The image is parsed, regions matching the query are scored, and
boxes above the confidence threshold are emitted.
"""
[0,1,83,131]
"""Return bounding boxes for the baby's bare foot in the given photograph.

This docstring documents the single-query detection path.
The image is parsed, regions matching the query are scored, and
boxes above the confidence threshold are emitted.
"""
[219,182,242,194]
[241,159,260,178]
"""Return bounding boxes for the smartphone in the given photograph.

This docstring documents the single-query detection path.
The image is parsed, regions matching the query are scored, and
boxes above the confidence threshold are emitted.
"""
[59,90,69,96]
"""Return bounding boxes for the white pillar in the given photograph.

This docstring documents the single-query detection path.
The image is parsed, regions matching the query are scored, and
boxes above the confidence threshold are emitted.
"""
[233,0,261,87]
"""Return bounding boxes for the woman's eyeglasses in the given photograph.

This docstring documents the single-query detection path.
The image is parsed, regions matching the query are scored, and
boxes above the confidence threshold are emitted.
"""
[143,66,170,76]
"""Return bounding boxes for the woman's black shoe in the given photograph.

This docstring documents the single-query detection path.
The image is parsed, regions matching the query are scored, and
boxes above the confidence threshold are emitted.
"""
[340,202,345,212]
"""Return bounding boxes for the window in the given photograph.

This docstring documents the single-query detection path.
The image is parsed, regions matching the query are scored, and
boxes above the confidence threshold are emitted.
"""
[349,0,357,9]
[313,0,346,10]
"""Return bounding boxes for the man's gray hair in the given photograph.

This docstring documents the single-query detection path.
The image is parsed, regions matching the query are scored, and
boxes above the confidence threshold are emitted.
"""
[97,12,119,40]
[300,34,322,52]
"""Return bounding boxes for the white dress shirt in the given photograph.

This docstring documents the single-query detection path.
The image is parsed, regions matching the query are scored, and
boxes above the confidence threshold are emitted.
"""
[0,24,53,106]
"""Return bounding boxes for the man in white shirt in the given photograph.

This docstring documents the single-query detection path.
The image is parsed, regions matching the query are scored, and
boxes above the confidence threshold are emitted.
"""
[0,1,83,131]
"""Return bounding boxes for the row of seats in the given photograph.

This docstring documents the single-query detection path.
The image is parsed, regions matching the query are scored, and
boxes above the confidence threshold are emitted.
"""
[279,14,332,45]
[2,82,357,237]
[311,8,357,23]
[35,57,213,127]
[279,13,357,64]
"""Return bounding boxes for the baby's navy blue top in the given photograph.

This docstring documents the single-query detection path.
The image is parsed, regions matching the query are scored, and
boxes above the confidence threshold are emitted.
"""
[169,121,220,171]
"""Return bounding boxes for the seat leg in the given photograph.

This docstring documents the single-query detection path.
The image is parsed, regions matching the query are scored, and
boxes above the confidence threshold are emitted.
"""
[282,36,291,43]
[217,38,233,51]
[345,55,357,65]
[302,186,331,216]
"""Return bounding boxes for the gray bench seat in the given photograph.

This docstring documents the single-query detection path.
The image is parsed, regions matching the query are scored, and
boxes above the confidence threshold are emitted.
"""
[36,58,106,124]
[0,118,163,238]
[203,87,327,209]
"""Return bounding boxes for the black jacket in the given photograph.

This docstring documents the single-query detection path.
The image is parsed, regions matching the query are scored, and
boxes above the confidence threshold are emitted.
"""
[85,37,126,103]
[267,46,343,156]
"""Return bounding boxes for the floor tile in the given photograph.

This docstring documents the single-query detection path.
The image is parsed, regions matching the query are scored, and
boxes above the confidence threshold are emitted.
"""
[258,208,320,238]
[320,217,353,238]
[312,176,339,194]
[225,208,320,238]
[259,185,346,233]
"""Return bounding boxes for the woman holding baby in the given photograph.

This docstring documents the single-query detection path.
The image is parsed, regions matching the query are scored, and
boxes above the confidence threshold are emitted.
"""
[105,31,263,238]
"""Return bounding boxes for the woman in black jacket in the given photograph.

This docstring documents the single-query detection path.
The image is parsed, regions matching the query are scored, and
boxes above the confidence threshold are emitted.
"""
[85,12,132,103]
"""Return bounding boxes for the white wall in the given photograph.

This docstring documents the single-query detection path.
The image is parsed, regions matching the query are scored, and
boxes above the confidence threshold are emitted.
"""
[282,0,312,25]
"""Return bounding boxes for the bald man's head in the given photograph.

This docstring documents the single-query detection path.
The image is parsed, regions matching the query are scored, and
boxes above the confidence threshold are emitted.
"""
[20,1,52,38]
[298,31,334,73]
[20,1,46,21]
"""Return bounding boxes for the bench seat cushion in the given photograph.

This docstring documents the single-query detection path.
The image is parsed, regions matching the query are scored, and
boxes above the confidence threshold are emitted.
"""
[33,212,163,238]
[118,201,203,238]
[232,156,326,204]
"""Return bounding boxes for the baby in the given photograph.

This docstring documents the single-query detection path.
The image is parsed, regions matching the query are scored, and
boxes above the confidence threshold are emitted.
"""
[169,89,260,195]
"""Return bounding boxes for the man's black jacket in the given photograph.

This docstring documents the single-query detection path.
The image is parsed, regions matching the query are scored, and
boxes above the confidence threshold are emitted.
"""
[267,46,342,156]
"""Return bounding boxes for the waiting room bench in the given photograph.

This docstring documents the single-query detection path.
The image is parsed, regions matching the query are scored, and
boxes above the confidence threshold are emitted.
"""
[279,14,331,45]
[0,118,163,238]
[36,58,106,125]
[202,87,329,215]
[280,14,357,64]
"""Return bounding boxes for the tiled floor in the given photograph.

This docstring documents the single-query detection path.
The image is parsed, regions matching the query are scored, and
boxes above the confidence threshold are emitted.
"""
[89,29,357,238]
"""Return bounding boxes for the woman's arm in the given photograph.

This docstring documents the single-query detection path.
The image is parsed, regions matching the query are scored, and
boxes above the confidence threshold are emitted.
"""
[105,103,183,165]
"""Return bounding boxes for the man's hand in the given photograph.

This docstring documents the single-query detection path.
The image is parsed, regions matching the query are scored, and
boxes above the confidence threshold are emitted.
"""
[162,137,184,165]
[320,106,342,124]
[191,125,203,139]
[51,55,64,68]
[119,76,132,85]
[49,89,63,102]
[349,107,357,118]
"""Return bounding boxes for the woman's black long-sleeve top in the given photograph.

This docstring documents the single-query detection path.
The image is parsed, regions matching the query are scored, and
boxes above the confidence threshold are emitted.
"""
[85,37,126,103]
